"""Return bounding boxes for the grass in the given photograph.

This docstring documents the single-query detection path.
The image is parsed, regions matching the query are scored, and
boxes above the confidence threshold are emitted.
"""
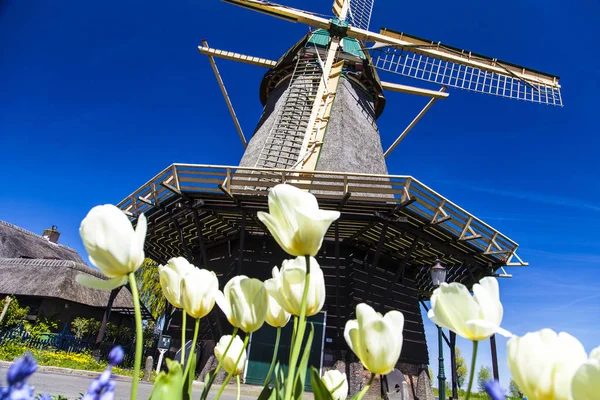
[0,341,142,379]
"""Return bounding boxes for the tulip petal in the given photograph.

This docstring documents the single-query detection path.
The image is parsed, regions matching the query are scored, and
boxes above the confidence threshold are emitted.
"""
[360,318,401,374]
[76,274,127,291]
[429,283,480,339]
[571,359,600,400]
[257,211,296,256]
[464,319,504,341]
[384,310,405,334]
[590,346,600,360]
[343,320,360,357]
[214,290,230,321]
[473,278,503,327]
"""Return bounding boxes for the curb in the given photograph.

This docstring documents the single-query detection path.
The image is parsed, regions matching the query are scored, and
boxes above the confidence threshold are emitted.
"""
[0,361,273,396]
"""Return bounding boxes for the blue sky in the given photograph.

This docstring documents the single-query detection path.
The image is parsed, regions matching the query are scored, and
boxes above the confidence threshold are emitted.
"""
[1,0,598,390]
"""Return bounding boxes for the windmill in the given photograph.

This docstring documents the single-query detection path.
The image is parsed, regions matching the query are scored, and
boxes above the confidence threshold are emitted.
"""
[200,0,561,175]
[117,0,559,396]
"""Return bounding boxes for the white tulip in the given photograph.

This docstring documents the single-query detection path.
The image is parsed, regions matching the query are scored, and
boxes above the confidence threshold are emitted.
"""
[507,329,587,400]
[322,370,348,400]
[571,345,600,400]
[215,276,268,333]
[215,335,247,376]
[264,256,325,317]
[76,204,147,290]
[265,293,291,328]
[158,257,196,309]
[180,268,219,319]
[427,277,510,341]
[257,184,340,257]
[344,303,404,375]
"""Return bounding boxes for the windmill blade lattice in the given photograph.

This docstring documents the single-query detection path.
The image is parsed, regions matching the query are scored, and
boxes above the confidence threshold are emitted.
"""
[370,45,562,106]
[347,0,375,31]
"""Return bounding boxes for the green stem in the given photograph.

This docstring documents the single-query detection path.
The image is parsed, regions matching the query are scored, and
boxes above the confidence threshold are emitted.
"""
[465,340,479,400]
[181,309,187,365]
[216,334,250,400]
[236,375,240,400]
[201,327,239,400]
[127,273,143,400]
[354,373,375,400]
[182,318,200,381]
[264,327,281,386]
[283,255,311,400]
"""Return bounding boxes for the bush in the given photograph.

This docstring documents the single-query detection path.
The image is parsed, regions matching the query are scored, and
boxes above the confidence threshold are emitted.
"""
[0,296,29,329]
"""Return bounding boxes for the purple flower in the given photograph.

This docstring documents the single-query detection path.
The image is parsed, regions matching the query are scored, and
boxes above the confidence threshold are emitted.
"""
[6,353,37,387]
[80,346,123,400]
[0,352,38,400]
[484,380,506,400]
[108,346,124,367]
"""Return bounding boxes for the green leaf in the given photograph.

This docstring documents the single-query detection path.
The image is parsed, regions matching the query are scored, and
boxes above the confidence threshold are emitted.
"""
[257,385,274,400]
[182,350,197,400]
[150,359,184,400]
[200,369,216,400]
[310,367,334,400]
[293,322,314,399]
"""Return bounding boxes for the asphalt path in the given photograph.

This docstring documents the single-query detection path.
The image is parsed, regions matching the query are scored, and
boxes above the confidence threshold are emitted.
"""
[0,367,255,400]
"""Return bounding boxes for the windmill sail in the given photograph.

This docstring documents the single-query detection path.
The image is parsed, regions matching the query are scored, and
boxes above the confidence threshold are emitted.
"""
[370,29,562,106]
[347,0,375,31]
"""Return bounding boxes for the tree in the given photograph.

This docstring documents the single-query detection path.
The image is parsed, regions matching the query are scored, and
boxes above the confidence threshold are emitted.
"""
[455,346,468,389]
[71,317,90,339]
[135,258,167,321]
[477,366,492,393]
[0,296,29,329]
[509,378,523,398]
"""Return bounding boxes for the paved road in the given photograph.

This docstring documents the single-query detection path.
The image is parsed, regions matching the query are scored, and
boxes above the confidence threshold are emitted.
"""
[0,367,255,399]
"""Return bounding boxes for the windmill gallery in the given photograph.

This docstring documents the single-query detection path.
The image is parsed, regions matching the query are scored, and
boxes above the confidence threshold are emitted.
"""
[112,0,561,398]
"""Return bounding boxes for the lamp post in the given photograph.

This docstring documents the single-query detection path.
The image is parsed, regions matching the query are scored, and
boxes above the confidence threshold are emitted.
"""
[430,259,447,400]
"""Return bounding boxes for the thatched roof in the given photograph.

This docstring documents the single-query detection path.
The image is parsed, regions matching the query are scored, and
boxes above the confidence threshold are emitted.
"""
[0,220,141,315]
[0,258,134,310]
[0,220,84,262]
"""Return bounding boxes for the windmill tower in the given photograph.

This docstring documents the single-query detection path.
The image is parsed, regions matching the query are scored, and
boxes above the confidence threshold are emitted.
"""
[117,0,560,397]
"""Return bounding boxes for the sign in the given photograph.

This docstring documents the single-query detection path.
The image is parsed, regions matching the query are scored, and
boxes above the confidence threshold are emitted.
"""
[158,335,171,350]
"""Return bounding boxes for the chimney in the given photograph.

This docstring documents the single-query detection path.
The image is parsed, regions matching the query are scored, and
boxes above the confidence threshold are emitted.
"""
[42,225,60,243]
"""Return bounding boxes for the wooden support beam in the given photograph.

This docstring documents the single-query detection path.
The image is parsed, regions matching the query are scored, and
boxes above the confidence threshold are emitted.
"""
[161,181,183,198]
[388,238,418,292]
[96,287,121,344]
[192,209,209,267]
[237,211,246,275]
[363,222,388,305]
[201,40,247,149]
[391,197,417,215]
[198,44,446,99]
[334,221,342,359]
[173,217,194,262]
[380,81,450,98]
[138,196,153,207]
[384,87,447,158]
[450,331,459,400]
[490,334,500,381]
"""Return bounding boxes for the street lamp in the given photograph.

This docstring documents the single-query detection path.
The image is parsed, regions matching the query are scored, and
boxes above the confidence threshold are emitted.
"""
[430,259,447,400]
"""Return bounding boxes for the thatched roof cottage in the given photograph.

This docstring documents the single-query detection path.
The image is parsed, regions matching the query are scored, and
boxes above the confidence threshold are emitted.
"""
[0,220,138,332]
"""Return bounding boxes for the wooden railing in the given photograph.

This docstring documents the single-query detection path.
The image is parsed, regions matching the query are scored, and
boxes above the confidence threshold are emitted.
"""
[117,164,525,265]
